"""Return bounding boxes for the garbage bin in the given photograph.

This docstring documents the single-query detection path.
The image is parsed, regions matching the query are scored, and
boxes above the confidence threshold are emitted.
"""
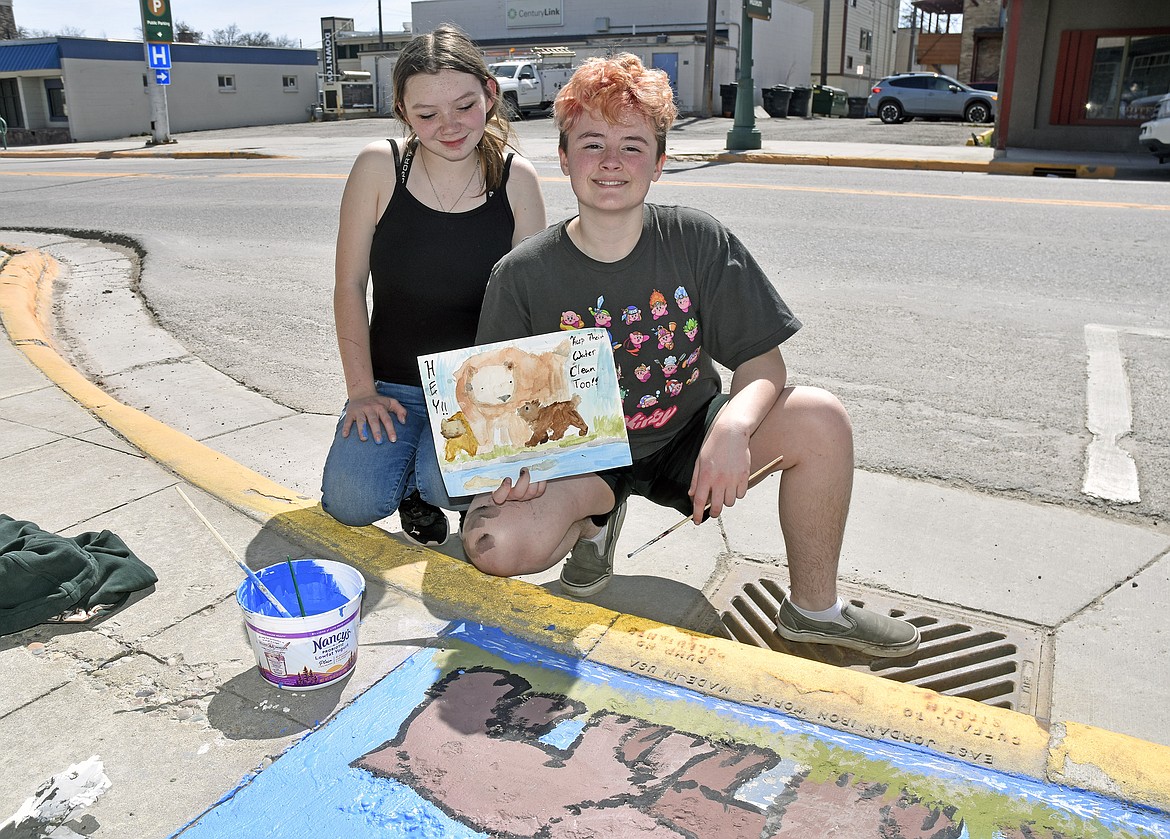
[720,83,737,118]
[787,86,812,117]
[847,96,868,118]
[761,85,793,118]
[812,85,848,117]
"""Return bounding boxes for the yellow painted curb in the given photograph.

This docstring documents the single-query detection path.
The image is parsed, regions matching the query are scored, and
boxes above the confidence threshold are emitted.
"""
[987,160,1118,179]
[0,150,289,160]
[671,151,989,173]
[1050,721,1170,812]
[0,249,55,340]
[825,156,988,173]
[3,240,1169,812]
[589,615,1052,779]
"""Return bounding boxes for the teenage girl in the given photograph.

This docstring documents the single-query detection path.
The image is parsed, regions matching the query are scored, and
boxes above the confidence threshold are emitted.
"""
[321,25,547,545]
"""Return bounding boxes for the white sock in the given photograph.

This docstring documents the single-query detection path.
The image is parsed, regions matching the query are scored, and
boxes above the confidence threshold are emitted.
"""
[790,598,849,627]
[582,523,607,547]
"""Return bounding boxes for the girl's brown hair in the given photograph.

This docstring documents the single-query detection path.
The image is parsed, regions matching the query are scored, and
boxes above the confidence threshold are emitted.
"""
[392,25,512,193]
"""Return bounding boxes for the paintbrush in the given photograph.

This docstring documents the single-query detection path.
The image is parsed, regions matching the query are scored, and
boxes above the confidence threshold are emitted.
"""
[626,455,784,558]
[175,486,294,618]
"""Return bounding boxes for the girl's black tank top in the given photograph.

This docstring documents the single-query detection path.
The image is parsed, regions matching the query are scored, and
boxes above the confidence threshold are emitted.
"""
[367,138,515,387]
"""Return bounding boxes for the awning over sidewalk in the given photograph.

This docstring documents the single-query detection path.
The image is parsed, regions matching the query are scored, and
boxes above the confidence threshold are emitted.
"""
[912,0,963,14]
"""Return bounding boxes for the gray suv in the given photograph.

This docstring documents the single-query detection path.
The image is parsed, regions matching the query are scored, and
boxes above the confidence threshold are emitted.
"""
[866,73,997,124]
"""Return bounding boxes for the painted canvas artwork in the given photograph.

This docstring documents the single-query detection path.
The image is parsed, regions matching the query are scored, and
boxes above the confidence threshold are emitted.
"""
[417,328,631,497]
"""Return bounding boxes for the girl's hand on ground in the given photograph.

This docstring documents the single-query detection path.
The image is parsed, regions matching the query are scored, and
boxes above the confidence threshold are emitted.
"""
[341,393,408,443]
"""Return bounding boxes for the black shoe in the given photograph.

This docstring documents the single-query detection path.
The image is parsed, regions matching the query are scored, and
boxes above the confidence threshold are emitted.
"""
[398,491,449,547]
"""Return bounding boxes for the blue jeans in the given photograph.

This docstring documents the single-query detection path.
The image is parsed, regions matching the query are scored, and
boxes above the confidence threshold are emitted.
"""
[320,381,465,526]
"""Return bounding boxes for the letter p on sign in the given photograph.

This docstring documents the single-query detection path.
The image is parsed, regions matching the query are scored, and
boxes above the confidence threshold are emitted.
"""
[149,0,167,13]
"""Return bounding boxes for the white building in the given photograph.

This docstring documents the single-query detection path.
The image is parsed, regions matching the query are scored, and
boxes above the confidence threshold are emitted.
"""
[406,0,815,113]
[0,37,319,144]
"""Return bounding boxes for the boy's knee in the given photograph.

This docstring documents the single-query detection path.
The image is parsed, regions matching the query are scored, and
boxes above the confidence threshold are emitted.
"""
[461,505,498,569]
[462,528,510,576]
[461,507,524,577]
[793,387,852,433]
[805,385,847,413]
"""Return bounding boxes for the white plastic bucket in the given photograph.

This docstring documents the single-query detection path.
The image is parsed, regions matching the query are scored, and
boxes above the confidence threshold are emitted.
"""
[236,558,365,691]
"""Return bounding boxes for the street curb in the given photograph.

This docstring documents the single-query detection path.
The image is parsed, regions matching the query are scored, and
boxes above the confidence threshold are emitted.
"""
[670,151,989,173]
[986,160,1118,178]
[0,149,290,160]
[3,241,1169,813]
[670,151,1129,178]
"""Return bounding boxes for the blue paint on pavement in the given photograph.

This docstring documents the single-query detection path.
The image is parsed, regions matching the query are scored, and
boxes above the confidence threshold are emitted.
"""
[175,623,1170,838]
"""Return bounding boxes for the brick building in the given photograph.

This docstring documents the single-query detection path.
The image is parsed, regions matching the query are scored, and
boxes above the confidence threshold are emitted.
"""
[957,0,1005,87]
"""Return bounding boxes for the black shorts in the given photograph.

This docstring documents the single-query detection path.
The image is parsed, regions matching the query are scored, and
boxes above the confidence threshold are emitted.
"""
[594,393,731,525]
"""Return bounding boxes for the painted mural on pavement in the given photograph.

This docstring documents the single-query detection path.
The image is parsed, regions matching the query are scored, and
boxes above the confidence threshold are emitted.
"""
[177,624,1170,838]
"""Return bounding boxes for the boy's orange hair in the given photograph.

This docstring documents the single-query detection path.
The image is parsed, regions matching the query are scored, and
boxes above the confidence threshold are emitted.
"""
[554,54,678,157]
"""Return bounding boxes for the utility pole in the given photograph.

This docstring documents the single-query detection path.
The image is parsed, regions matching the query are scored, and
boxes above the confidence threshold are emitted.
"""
[139,0,173,145]
[376,0,386,113]
[726,0,764,150]
[907,4,918,72]
[820,0,830,85]
[701,0,716,117]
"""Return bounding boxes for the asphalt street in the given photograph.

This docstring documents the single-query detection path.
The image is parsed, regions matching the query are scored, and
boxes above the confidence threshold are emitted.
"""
[5,114,1167,525]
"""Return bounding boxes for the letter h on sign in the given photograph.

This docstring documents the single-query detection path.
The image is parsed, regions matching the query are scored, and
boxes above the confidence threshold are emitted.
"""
[148,42,171,70]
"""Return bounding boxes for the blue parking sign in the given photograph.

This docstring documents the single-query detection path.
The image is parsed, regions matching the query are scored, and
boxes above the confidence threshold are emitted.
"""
[148,42,171,70]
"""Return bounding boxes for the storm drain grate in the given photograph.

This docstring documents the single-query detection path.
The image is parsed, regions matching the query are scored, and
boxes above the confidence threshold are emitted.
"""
[709,569,1053,719]
[1032,166,1078,178]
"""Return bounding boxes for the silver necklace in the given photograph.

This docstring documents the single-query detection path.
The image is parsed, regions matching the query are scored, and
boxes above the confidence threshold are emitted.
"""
[420,151,480,213]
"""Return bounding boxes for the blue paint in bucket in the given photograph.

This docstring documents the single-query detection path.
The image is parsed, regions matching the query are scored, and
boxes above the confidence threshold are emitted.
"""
[237,559,365,691]
[239,560,351,617]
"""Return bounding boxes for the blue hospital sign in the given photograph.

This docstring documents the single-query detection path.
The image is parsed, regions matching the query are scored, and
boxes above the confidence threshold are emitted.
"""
[148,42,171,70]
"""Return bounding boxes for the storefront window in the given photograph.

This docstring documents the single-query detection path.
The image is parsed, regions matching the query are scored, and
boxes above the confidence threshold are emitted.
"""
[1084,33,1170,121]
[0,78,22,128]
[45,79,67,121]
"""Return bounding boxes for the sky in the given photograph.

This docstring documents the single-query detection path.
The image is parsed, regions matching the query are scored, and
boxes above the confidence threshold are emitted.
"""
[12,1,416,49]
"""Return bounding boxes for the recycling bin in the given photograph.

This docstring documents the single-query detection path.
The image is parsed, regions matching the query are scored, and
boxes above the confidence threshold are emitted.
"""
[812,84,848,117]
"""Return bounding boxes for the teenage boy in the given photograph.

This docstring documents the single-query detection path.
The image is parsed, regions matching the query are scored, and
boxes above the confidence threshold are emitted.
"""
[462,55,919,657]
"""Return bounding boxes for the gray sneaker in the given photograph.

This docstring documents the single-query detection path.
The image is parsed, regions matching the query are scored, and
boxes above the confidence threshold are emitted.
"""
[775,597,920,658]
[559,500,627,598]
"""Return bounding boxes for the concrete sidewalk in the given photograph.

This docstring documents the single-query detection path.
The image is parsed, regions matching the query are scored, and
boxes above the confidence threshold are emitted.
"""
[2,125,1169,835]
